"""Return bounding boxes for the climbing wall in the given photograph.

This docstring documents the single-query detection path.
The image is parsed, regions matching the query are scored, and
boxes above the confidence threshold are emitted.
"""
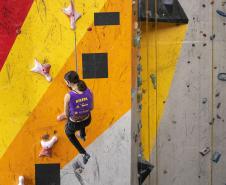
[139,0,226,185]
[0,0,132,184]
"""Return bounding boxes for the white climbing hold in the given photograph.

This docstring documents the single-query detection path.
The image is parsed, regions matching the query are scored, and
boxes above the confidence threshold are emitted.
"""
[31,59,52,82]
[39,135,58,157]
[18,176,24,185]
[63,0,81,30]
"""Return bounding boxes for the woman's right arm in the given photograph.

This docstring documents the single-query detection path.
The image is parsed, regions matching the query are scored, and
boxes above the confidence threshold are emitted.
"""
[57,93,70,121]
[64,93,70,117]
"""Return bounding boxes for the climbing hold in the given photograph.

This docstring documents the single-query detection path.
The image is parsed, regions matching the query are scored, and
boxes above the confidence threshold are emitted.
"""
[172,120,177,124]
[150,74,157,89]
[210,34,216,41]
[31,59,52,82]
[137,63,142,73]
[209,118,215,125]
[216,92,220,97]
[73,160,84,174]
[212,152,221,163]
[134,21,139,29]
[137,91,142,103]
[63,0,81,30]
[217,114,221,120]
[87,27,92,31]
[137,120,142,133]
[138,104,142,112]
[137,76,142,87]
[200,147,210,156]
[133,132,138,143]
[138,158,154,185]
[216,10,226,17]
[137,55,141,61]
[217,103,221,109]
[202,98,208,104]
[134,34,141,47]
[16,28,21,35]
[39,135,58,157]
[18,176,24,185]
[218,73,226,81]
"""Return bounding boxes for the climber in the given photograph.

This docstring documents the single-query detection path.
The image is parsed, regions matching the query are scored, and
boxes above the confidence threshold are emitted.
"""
[57,71,93,164]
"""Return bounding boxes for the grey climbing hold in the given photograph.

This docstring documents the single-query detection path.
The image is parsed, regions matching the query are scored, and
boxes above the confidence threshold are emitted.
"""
[137,92,143,103]
[72,160,84,174]
[138,104,142,112]
[218,73,226,81]
[212,152,221,163]
[202,98,208,104]
[134,34,141,47]
[150,74,157,89]
[133,132,138,143]
[216,92,220,97]
[210,34,216,40]
[137,76,142,87]
[200,147,210,156]
[137,63,142,73]
[138,120,142,133]
[216,10,226,17]
[217,114,221,120]
[217,103,221,109]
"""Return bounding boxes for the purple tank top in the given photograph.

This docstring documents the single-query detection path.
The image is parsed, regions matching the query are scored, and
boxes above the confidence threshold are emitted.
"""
[69,88,93,120]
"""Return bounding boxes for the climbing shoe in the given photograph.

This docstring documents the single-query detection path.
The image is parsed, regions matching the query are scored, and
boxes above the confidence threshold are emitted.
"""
[83,153,90,165]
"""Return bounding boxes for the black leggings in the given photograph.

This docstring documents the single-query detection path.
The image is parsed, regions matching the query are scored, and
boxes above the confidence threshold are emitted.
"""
[65,115,91,154]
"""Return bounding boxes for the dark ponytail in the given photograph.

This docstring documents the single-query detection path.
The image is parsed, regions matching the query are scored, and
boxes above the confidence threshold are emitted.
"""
[64,71,79,84]
[77,80,87,91]
[64,71,87,91]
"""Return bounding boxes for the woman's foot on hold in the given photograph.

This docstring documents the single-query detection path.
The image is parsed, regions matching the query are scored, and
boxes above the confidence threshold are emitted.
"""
[83,153,90,164]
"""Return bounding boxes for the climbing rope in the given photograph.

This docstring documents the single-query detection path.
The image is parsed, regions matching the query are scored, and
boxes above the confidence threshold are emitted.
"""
[74,30,78,72]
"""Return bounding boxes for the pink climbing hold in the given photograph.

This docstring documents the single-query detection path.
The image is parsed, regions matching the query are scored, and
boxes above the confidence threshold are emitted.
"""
[31,59,52,82]
[63,0,81,30]
[39,134,58,157]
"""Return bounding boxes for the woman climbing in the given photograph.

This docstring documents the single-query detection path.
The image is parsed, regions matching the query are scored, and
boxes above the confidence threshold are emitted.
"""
[57,71,93,164]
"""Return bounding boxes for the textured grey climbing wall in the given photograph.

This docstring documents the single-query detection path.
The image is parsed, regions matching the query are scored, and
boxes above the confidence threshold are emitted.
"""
[139,0,226,184]
[213,1,226,185]
[61,111,131,185]
[153,0,213,184]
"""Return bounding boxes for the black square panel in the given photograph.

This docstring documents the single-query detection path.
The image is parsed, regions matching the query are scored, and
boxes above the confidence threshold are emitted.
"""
[82,53,108,79]
[94,12,120,26]
[35,164,60,185]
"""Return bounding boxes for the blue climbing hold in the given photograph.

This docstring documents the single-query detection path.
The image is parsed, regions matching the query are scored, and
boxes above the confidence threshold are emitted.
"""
[216,10,226,17]
[212,152,221,163]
